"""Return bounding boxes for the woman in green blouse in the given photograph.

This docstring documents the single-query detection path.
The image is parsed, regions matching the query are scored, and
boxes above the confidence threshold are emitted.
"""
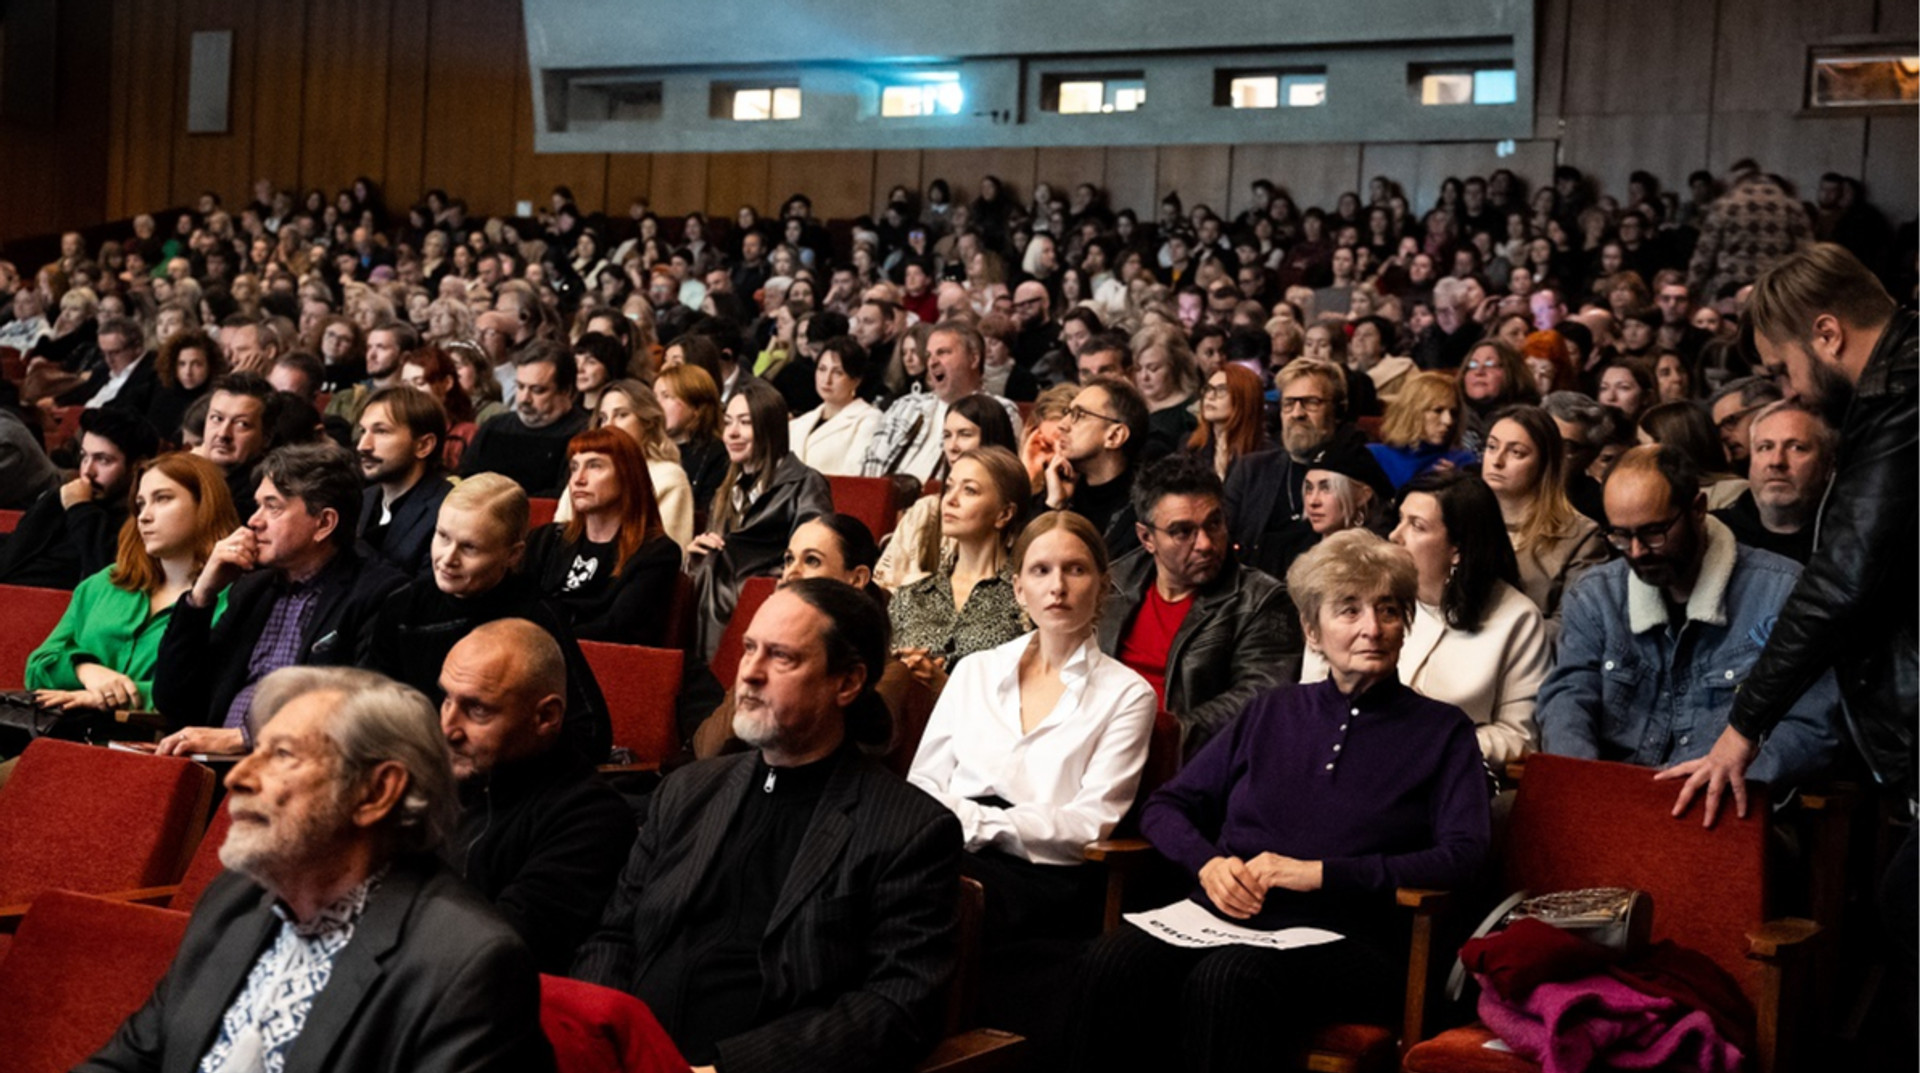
[890,446,1032,690]
[28,451,238,713]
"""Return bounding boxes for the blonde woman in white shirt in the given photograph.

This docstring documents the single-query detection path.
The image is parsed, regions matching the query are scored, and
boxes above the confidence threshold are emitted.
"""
[908,510,1157,942]
[789,336,882,476]
[1300,469,1549,773]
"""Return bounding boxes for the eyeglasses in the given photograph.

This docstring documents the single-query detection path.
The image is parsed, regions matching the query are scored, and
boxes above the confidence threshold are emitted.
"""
[1065,404,1124,426]
[1714,403,1767,433]
[1602,510,1686,552]
[1202,384,1230,398]
[1464,358,1501,372]
[1145,515,1228,544]
[1279,395,1329,414]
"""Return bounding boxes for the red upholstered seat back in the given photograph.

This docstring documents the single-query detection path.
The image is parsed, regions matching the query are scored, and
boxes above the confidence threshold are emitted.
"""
[540,973,690,1073]
[0,509,21,534]
[0,890,190,1073]
[709,576,779,688]
[0,739,214,905]
[0,584,73,690]
[1505,754,1772,1002]
[170,801,234,913]
[528,497,561,530]
[581,643,683,766]
[827,475,900,541]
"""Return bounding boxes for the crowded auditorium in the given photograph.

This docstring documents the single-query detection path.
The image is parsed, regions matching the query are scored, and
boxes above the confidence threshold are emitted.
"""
[0,0,1912,1070]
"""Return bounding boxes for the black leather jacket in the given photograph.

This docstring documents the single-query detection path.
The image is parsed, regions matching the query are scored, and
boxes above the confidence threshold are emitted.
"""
[1729,310,1918,794]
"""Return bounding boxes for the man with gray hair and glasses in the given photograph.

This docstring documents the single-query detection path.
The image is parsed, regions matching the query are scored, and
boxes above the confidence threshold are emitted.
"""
[81,666,555,1073]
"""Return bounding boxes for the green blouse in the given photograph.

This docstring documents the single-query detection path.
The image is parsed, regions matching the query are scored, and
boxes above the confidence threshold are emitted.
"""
[25,567,226,702]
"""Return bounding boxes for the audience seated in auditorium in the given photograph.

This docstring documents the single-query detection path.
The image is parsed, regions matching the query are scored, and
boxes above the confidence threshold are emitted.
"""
[21,452,236,743]
[1066,530,1491,1073]
[890,446,1030,685]
[0,408,158,588]
[440,619,635,975]
[64,316,157,415]
[1098,452,1298,759]
[200,371,279,518]
[1224,358,1358,577]
[1706,374,1785,478]
[581,378,695,551]
[1537,445,1839,785]
[654,363,730,512]
[153,443,404,756]
[860,321,1023,482]
[1710,400,1834,565]
[524,427,679,644]
[460,340,590,497]
[788,335,882,476]
[364,473,611,762]
[1040,375,1149,556]
[574,580,962,1073]
[353,385,451,577]
[689,379,832,662]
[1481,404,1610,625]
[1367,370,1476,490]
[145,329,222,443]
[1186,362,1265,481]
[81,667,556,1073]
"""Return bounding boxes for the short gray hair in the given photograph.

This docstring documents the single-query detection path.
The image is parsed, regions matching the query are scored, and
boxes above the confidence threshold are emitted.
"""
[250,666,457,856]
[1285,529,1417,633]
[1749,399,1838,461]
[1541,391,1607,447]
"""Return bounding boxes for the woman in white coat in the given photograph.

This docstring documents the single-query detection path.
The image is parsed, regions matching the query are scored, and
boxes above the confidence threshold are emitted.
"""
[789,336,882,476]
[1300,469,1550,774]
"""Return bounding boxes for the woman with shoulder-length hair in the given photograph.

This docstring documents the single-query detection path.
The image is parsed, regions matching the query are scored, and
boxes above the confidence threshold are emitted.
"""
[1300,469,1549,771]
[909,508,1157,943]
[1187,362,1266,480]
[148,330,225,444]
[26,452,239,718]
[580,378,694,552]
[876,395,1021,593]
[1458,338,1540,455]
[524,427,680,644]
[1481,404,1609,625]
[654,363,729,512]
[1638,399,1749,510]
[1066,528,1490,1073]
[1367,370,1476,490]
[688,379,833,661]
[1132,325,1201,450]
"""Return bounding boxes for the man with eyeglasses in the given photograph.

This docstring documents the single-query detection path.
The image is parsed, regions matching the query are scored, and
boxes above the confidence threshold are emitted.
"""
[60,316,158,414]
[1537,445,1837,789]
[1098,453,1298,760]
[1224,357,1366,573]
[1705,376,1784,477]
[1040,376,1149,555]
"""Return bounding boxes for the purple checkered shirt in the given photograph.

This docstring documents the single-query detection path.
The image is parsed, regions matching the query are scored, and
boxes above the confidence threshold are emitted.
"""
[222,581,320,729]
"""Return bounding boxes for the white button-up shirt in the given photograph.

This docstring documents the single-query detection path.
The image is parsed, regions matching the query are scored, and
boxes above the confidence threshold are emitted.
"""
[908,632,1157,865]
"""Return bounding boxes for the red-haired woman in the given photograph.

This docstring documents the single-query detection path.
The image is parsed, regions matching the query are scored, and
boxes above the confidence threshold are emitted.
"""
[523,426,681,644]
[1187,363,1268,480]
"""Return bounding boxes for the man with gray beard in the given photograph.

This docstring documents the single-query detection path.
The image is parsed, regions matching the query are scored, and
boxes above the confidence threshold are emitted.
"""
[1223,357,1372,576]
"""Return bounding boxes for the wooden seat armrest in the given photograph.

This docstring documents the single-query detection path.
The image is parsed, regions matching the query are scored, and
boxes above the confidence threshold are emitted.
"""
[95,885,182,907]
[1396,888,1448,913]
[1747,917,1821,961]
[0,901,25,932]
[916,1028,1026,1073]
[1798,781,1861,813]
[595,762,661,775]
[1084,838,1153,862]
[1396,888,1451,1054]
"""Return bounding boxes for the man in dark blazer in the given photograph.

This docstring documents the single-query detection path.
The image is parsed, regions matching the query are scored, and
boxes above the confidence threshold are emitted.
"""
[56,316,159,414]
[153,443,406,757]
[1223,356,1368,575]
[354,385,453,578]
[1098,454,1301,759]
[81,665,554,1073]
[0,408,158,588]
[574,579,963,1073]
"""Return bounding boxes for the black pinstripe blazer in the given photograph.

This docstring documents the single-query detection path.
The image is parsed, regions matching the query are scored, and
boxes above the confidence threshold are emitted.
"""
[572,744,963,1073]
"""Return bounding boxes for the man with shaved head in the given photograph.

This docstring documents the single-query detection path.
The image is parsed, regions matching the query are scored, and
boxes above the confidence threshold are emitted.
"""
[440,618,634,973]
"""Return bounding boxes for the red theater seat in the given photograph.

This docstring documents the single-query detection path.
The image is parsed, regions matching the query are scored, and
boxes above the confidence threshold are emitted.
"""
[0,510,21,534]
[540,973,689,1073]
[709,576,778,689]
[0,584,71,691]
[528,497,560,529]
[827,475,900,541]
[581,642,683,768]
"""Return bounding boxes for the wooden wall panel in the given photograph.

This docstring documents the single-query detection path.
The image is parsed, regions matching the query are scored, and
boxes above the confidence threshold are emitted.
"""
[1103,147,1158,225]
[382,0,432,209]
[298,0,392,200]
[421,0,520,216]
[1155,144,1232,214]
[870,150,924,215]
[249,0,307,198]
[1879,0,1919,36]
[1229,144,1362,218]
[1034,147,1108,203]
[1713,0,1875,114]
[1562,0,1716,115]
[921,148,1037,208]
[705,153,772,218]
[649,154,711,216]
[1558,114,1710,205]
[1864,117,1919,219]
[1709,112,1868,200]
[121,0,183,216]
[605,155,654,214]
[105,0,137,217]
[170,0,258,208]
[766,151,873,220]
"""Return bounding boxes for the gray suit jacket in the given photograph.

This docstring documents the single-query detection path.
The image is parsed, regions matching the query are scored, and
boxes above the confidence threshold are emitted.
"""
[79,856,554,1073]
[573,746,962,1073]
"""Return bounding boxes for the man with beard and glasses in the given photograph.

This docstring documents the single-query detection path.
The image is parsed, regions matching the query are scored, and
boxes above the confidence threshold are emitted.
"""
[1667,243,1919,971]
[80,666,555,1073]
[574,580,962,1073]
[1098,453,1299,760]
[1538,445,1837,789]
[460,341,590,497]
[0,408,159,588]
[325,321,415,430]
[354,386,452,577]
[1223,357,1372,576]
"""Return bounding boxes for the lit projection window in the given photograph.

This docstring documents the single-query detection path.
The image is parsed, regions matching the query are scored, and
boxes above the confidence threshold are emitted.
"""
[1418,66,1517,105]
[1224,73,1327,109]
[730,86,802,121]
[881,77,965,117]
[1047,74,1146,114]
[1808,51,1919,108]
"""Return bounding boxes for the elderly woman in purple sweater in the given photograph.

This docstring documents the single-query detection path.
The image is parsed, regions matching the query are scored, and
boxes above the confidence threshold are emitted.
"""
[1066,529,1492,1073]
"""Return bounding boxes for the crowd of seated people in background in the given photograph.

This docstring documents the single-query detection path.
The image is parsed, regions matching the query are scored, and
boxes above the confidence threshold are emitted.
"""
[0,159,1913,1072]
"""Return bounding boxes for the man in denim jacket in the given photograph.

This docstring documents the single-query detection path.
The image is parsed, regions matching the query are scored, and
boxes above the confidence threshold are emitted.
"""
[1538,445,1838,787]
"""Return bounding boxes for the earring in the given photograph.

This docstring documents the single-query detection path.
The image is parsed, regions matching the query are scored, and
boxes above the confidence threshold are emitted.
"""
[1447,560,1459,583]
